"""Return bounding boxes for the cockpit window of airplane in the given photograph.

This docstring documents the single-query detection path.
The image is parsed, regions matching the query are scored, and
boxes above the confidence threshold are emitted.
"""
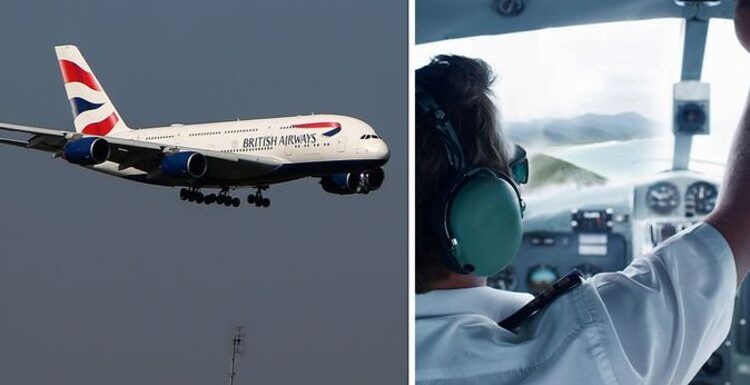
[416,18,749,195]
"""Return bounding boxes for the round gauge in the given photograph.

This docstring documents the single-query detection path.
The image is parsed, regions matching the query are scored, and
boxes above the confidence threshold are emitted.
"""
[646,182,680,215]
[488,266,517,291]
[527,264,559,295]
[685,181,718,215]
[676,102,707,134]
[572,263,602,279]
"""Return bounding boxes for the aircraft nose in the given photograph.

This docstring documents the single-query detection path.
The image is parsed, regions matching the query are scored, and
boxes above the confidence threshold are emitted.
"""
[374,140,390,161]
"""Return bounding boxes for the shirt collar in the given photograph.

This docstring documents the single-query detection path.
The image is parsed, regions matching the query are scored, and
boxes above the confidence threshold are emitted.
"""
[416,286,534,322]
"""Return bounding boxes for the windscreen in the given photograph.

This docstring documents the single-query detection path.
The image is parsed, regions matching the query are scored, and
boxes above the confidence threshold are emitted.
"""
[416,18,749,194]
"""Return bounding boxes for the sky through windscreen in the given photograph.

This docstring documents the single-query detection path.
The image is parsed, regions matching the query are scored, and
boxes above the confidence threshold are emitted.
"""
[416,18,750,178]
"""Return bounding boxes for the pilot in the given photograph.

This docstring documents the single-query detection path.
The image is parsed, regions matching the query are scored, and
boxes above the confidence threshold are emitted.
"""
[415,4,750,384]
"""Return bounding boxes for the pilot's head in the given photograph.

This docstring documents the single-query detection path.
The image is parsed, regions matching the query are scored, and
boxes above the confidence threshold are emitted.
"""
[416,55,519,294]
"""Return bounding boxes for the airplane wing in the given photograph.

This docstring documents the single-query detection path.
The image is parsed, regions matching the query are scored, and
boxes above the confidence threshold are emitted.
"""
[0,122,72,153]
[0,122,283,178]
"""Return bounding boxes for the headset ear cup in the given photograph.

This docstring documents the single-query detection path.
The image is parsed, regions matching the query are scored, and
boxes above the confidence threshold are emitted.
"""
[447,172,523,276]
[431,175,468,274]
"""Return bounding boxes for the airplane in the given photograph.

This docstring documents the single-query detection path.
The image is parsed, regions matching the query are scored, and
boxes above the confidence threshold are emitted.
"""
[0,45,390,208]
[417,0,743,384]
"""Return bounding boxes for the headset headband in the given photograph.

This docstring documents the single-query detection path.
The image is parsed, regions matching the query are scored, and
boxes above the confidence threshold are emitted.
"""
[415,83,467,172]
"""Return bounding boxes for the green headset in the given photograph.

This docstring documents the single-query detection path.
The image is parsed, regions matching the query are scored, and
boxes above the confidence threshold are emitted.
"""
[417,81,528,277]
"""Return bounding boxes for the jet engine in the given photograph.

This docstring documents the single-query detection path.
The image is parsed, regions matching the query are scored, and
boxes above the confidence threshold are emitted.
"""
[320,168,385,195]
[160,151,207,179]
[63,137,111,165]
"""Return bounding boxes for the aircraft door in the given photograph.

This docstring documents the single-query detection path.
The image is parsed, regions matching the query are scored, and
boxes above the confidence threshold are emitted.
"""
[337,136,347,153]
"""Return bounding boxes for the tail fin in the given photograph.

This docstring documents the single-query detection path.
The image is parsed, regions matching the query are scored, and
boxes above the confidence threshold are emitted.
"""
[54,45,131,136]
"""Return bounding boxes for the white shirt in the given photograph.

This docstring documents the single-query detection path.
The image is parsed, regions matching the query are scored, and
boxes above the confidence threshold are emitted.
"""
[416,223,737,385]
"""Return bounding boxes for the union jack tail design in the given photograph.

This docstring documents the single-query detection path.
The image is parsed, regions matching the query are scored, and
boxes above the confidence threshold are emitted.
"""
[54,45,131,136]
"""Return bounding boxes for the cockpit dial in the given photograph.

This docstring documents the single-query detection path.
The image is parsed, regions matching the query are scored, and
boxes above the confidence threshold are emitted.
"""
[646,182,680,215]
[527,264,559,296]
[685,181,718,216]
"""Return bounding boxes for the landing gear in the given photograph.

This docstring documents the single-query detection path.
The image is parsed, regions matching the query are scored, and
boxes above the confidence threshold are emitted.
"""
[247,186,271,208]
[179,187,241,208]
[179,186,270,208]
[181,187,205,202]
[247,195,270,207]
[217,189,235,207]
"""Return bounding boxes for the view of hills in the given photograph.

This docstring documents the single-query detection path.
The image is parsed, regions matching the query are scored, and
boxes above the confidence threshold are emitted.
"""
[507,112,665,147]
[524,153,607,192]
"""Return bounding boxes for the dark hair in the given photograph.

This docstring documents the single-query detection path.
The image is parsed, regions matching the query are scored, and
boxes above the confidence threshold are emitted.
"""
[416,55,511,294]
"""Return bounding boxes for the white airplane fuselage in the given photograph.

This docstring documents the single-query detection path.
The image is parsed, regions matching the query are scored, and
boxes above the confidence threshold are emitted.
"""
[87,114,389,188]
[0,45,390,205]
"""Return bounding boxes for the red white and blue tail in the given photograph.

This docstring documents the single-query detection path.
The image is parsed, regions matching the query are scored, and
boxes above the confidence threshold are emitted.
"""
[54,45,131,136]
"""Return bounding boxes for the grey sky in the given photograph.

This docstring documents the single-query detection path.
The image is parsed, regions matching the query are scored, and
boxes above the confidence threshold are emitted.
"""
[0,1,406,384]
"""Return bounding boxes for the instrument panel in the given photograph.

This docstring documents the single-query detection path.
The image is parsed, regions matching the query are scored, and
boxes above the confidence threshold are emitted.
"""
[632,173,720,220]
[489,232,629,295]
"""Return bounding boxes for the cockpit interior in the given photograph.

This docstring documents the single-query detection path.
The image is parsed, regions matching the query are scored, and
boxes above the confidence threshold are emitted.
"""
[418,0,750,383]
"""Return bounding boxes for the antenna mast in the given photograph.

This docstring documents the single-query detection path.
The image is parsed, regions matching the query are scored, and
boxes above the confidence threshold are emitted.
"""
[229,326,243,385]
